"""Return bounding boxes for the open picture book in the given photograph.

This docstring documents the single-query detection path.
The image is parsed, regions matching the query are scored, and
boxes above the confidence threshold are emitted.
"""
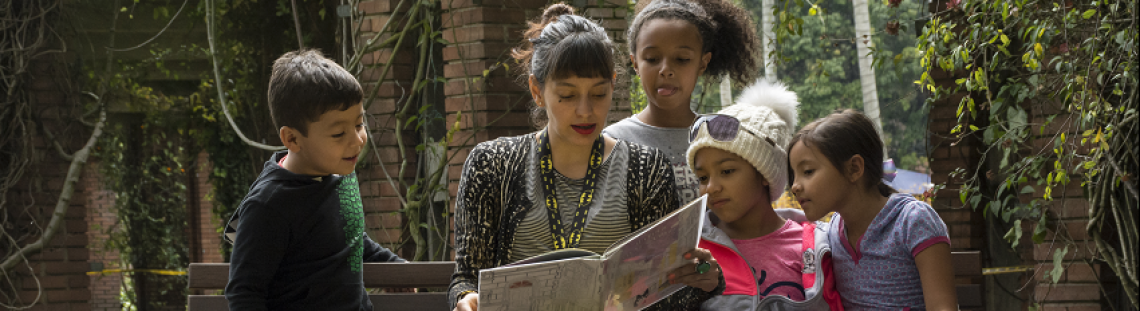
[477,195,708,311]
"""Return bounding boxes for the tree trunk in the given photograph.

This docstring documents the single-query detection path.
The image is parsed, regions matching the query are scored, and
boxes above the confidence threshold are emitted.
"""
[0,110,106,273]
[720,76,733,108]
[852,0,886,156]
[761,0,777,81]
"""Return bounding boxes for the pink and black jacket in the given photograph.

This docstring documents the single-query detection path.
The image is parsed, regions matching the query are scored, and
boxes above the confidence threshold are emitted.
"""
[699,208,844,311]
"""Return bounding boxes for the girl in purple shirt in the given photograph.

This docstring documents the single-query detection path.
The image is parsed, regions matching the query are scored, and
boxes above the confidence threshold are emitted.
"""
[786,109,958,311]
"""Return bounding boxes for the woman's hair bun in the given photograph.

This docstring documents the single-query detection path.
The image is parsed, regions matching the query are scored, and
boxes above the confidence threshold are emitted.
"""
[542,3,575,23]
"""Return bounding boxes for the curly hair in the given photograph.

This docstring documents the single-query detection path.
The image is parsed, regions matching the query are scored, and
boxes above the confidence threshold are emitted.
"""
[628,0,760,85]
[511,3,618,128]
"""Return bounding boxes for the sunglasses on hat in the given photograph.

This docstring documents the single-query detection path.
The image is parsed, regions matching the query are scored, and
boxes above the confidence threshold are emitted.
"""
[688,114,754,141]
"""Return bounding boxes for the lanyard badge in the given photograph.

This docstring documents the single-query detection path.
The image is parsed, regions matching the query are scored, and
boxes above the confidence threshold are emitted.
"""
[537,130,605,249]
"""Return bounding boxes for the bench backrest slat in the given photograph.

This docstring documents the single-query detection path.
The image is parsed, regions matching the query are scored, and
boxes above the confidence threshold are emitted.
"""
[189,252,984,310]
[188,263,230,290]
[363,261,455,288]
[952,251,982,277]
[188,262,455,290]
[950,251,983,310]
[188,293,450,311]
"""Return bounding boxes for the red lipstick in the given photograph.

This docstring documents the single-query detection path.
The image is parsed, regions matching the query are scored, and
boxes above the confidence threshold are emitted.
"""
[571,124,596,135]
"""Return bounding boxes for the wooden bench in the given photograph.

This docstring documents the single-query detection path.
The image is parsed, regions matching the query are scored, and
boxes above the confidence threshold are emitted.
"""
[187,262,455,311]
[188,252,982,310]
[953,251,984,310]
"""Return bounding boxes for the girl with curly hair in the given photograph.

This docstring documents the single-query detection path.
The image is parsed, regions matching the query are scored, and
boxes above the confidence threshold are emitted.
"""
[604,0,762,206]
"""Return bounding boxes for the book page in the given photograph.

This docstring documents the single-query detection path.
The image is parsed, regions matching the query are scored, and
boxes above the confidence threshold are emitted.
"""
[600,195,707,311]
[478,255,603,311]
[503,248,600,267]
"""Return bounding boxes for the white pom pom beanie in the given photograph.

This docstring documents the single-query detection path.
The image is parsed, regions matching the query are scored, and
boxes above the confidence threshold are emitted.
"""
[686,80,800,202]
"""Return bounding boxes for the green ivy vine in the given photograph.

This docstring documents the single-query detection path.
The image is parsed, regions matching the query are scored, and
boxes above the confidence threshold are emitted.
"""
[915,0,1137,307]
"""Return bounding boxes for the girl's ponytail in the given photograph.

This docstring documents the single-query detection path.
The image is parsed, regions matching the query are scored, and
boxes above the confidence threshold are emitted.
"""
[691,0,760,84]
[877,182,898,197]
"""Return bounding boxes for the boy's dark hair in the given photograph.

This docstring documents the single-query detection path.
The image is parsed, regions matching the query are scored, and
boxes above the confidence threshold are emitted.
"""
[787,109,897,197]
[628,0,760,85]
[268,49,363,136]
[511,3,618,128]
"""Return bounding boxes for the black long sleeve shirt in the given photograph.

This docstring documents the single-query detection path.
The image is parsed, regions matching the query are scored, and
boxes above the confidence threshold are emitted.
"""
[225,151,404,311]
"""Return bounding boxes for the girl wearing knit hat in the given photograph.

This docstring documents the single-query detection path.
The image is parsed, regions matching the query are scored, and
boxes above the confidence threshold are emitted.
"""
[788,110,956,311]
[688,80,842,311]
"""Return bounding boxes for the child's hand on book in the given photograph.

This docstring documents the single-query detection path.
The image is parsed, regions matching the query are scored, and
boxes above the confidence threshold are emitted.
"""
[666,248,721,292]
[454,293,479,311]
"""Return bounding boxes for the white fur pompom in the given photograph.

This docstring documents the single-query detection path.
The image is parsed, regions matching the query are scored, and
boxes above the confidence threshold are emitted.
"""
[734,79,799,128]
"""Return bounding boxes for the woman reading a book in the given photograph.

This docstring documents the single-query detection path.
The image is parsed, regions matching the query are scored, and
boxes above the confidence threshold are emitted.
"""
[448,4,722,311]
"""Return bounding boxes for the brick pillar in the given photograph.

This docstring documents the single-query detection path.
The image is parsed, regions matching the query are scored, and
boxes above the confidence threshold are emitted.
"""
[357,0,422,257]
[1029,106,1102,311]
[4,58,94,311]
[86,161,121,311]
[923,2,1106,310]
[193,151,224,264]
[440,0,546,150]
[921,3,990,308]
[439,0,545,260]
[925,73,984,251]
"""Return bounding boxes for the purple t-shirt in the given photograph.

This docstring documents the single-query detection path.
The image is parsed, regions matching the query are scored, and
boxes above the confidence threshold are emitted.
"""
[828,194,950,311]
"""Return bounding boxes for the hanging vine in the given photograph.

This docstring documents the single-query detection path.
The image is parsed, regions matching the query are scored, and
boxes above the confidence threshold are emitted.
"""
[915,0,1137,307]
[342,0,508,262]
[0,0,108,309]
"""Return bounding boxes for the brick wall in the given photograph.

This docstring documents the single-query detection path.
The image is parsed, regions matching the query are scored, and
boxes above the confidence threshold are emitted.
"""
[356,0,425,257]
[439,0,549,207]
[923,1,1106,310]
[922,69,996,309]
[927,90,986,251]
[3,58,94,311]
[191,151,224,264]
[1028,105,1102,311]
[85,160,121,311]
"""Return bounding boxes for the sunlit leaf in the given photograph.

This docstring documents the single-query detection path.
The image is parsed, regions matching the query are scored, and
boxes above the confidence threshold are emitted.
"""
[1051,246,1068,283]
[1082,9,1096,19]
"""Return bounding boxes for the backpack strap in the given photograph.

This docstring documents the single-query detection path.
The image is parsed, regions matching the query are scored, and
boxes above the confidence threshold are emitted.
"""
[811,219,845,311]
[821,253,845,311]
[800,221,818,288]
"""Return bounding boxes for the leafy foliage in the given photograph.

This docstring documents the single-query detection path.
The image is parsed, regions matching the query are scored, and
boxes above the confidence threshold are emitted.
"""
[914,0,1137,307]
[83,0,302,306]
[756,0,932,171]
[95,86,190,309]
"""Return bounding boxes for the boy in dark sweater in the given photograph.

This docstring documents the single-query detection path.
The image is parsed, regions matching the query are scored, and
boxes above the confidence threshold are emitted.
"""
[223,49,405,311]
